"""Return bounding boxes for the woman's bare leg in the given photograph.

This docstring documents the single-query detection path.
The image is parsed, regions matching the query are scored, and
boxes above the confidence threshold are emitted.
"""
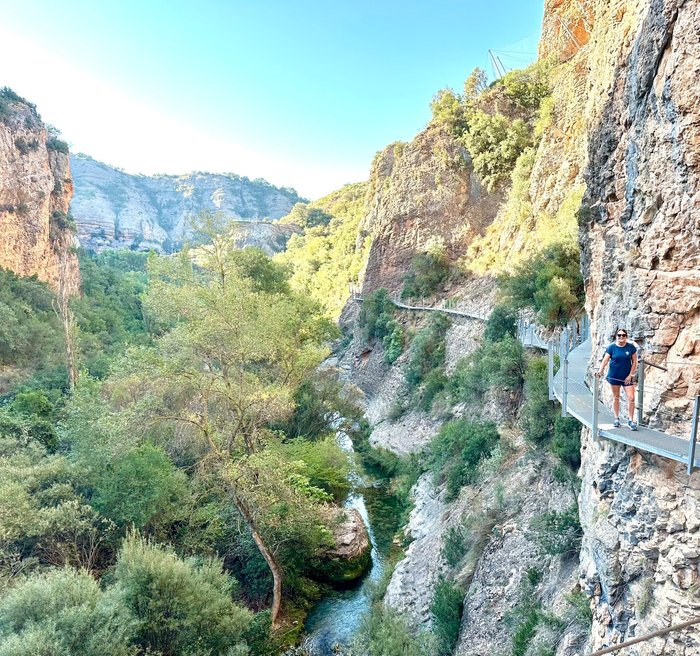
[610,384,621,418]
[624,385,635,420]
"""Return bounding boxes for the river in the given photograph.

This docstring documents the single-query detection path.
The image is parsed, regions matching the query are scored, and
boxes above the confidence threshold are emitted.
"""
[300,430,400,655]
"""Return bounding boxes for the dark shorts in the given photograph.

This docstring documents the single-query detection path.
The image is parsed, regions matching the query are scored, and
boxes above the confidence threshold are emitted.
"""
[607,377,633,387]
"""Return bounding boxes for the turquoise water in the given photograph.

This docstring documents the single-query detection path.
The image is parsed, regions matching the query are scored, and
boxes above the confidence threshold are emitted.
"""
[300,434,400,655]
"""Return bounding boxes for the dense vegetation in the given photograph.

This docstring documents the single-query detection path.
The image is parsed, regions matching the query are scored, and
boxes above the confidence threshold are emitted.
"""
[276,182,370,319]
[0,213,375,653]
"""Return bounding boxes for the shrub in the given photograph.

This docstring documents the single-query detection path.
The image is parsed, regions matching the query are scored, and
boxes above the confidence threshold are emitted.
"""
[359,288,396,340]
[428,419,500,500]
[352,604,436,656]
[565,589,592,628]
[90,443,188,532]
[551,416,581,470]
[462,111,532,190]
[430,88,468,134]
[511,605,541,656]
[498,243,584,328]
[430,579,464,656]
[450,335,525,402]
[405,313,450,390]
[46,126,69,154]
[13,137,39,155]
[113,534,253,656]
[530,504,582,557]
[521,357,556,445]
[484,304,518,342]
[500,62,551,110]
[0,568,134,656]
[383,319,404,364]
[401,251,450,300]
[441,525,468,567]
[276,436,351,502]
[418,368,448,412]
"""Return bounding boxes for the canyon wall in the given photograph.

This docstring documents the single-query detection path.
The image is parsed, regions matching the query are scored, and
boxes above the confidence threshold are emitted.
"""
[0,91,79,293]
[359,126,503,296]
[578,0,700,653]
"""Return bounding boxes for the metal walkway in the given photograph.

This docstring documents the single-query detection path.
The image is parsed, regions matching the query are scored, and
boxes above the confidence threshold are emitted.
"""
[520,323,700,474]
[350,292,487,321]
[351,291,700,473]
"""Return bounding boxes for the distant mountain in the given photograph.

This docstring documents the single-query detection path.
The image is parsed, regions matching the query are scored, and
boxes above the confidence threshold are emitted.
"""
[69,154,305,253]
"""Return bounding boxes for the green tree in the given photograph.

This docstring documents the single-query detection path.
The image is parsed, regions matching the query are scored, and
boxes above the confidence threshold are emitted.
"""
[428,419,500,500]
[430,88,467,134]
[462,111,532,190]
[401,251,450,300]
[103,213,337,626]
[463,67,488,103]
[521,358,556,445]
[353,605,437,656]
[498,243,584,327]
[484,304,518,342]
[430,578,464,656]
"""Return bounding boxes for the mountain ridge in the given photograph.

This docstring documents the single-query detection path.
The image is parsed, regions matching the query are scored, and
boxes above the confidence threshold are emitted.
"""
[70,153,305,253]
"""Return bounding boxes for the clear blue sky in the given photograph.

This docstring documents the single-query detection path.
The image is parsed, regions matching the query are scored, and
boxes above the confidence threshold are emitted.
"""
[0,1,543,199]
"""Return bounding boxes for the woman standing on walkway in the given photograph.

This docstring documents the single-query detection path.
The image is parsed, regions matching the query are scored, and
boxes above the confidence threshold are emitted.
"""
[597,329,638,430]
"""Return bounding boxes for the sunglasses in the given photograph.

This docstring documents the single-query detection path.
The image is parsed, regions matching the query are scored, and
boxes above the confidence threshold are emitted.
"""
[616,333,627,338]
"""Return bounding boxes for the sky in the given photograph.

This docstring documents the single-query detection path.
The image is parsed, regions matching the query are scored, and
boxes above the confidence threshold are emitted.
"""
[0,1,543,199]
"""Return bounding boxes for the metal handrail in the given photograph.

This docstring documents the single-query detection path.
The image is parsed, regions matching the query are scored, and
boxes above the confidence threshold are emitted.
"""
[588,615,700,655]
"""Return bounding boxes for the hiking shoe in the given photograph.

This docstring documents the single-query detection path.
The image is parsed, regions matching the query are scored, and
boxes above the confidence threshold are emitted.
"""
[613,418,621,428]
[628,420,638,431]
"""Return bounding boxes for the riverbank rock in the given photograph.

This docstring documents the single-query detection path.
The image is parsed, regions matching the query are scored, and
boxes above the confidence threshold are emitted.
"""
[314,508,371,584]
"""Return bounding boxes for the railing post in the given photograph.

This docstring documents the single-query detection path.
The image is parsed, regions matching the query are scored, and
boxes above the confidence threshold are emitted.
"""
[548,342,555,401]
[592,373,600,441]
[688,396,700,475]
[637,358,645,427]
[562,347,569,418]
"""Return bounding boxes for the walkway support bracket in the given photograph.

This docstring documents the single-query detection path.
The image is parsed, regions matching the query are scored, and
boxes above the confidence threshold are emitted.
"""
[688,395,699,476]
[548,342,555,401]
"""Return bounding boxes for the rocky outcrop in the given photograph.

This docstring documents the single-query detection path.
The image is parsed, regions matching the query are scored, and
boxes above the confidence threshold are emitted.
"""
[70,154,303,253]
[315,508,371,583]
[359,128,503,296]
[226,221,301,256]
[385,454,585,656]
[0,91,79,293]
[579,432,700,655]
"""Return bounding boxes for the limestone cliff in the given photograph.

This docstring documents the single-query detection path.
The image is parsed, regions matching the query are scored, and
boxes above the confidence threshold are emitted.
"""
[577,0,700,653]
[70,154,303,253]
[359,127,503,296]
[0,89,79,293]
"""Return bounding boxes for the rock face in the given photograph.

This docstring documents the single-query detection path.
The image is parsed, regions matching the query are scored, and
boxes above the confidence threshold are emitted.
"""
[0,92,79,293]
[359,128,503,296]
[581,0,700,433]
[70,154,303,253]
[579,433,700,655]
[576,0,700,653]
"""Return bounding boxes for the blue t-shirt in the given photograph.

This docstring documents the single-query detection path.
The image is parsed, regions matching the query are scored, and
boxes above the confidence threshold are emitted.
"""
[605,342,637,384]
